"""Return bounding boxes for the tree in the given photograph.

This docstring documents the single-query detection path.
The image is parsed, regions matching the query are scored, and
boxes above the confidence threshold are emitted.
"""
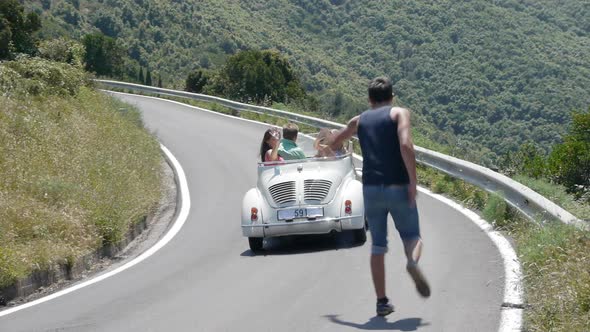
[185,69,209,93]
[41,0,51,10]
[0,0,41,59]
[547,110,590,197]
[82,33,124,77]
[157,76,162,88]
[68,0,80,10]
[53,2,80,26]
[93,9,122,38]
[0,18,12,59]
[137,67,144,84]
[218,49,306,104]
[508,142,547,178]
[145,68,152,86]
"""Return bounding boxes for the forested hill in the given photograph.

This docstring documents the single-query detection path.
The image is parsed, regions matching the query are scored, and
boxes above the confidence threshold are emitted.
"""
[26,0,590,159]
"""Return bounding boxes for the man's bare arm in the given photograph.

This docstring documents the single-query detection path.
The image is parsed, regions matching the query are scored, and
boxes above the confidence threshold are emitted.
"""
[329,115,359,150]
[392,107,418,206]
[392,107,417,185]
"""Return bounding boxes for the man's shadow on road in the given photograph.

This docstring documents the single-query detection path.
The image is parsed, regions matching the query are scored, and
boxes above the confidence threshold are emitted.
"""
[324,314,428,331]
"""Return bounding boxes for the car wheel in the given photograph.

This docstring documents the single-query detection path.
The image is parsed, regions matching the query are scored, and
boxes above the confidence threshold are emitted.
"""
[248,237,264,252]
[353,228,367,244]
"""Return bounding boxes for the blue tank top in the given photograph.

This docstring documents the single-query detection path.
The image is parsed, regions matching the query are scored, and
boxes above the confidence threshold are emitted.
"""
[358,106,409,185]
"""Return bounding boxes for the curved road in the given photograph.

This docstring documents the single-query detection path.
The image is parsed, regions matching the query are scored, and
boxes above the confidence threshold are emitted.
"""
[0,94,504,331]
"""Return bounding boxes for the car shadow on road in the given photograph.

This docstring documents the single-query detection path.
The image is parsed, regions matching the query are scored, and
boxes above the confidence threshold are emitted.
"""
[240,231,364,256]
[323,314,428,331]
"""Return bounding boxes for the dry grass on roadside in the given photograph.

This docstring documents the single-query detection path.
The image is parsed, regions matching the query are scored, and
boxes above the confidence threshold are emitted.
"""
[0,61,162,288]
[514,221,590,331]
[417,165,590,331]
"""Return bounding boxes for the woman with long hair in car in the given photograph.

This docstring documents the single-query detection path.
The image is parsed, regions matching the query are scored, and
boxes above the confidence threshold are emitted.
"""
[260,128,283,162]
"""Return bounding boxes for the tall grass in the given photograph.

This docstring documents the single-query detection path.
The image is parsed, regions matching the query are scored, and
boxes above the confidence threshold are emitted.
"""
[514,221,590,331]
[0,58,162,288]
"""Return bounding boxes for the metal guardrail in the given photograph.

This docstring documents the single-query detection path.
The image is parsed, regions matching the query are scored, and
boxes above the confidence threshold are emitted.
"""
[97,79,587,230]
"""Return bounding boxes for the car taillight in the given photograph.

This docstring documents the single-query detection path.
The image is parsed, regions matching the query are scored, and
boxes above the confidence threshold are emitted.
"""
[251,207,258,221]
[345,200,352,215]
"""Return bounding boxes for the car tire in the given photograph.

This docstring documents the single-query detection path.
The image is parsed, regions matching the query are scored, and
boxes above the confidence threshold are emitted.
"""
[353,228,367,244]
[248,237,264,252]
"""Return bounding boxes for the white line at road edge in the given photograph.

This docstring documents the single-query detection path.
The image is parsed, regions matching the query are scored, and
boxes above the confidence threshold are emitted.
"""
[0,144,191,318]
[418,187,523,332]
[106,91,524,332]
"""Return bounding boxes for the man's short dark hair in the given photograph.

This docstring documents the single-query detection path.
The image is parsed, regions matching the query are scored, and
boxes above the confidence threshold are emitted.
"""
[283,123,299,141]
[368,77,394,103]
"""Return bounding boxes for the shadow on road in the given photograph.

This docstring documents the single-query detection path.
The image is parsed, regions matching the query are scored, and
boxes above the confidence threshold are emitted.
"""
[324,314,428,331]
[240,231,364,256]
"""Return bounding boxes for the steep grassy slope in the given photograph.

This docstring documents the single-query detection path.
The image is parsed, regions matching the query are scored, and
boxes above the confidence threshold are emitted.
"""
[0,58,162,287]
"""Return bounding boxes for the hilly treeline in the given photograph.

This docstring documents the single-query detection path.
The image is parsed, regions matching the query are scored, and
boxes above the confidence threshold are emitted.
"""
[23,0,590,160]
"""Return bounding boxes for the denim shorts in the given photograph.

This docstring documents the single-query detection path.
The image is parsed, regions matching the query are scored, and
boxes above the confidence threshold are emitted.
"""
[363,185,421,255]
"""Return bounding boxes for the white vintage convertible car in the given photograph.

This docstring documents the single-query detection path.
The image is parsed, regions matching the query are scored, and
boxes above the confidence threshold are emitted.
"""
[241,140,366,252]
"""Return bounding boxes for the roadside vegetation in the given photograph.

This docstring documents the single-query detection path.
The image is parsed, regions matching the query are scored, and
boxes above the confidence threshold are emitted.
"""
[515,221,590,331]
[416,166,589,331]
[0,56,162,289]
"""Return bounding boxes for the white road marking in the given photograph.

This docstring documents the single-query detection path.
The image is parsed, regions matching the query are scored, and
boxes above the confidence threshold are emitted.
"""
[0,144,191,317]
[417,187,523,332]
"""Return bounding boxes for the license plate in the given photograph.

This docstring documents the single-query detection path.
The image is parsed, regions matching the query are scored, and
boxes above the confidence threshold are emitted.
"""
[278,207,324,220]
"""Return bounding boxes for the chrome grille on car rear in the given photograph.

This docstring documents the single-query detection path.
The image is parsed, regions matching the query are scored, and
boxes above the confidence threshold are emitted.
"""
[304,180,332,202]
[268,181,297,205]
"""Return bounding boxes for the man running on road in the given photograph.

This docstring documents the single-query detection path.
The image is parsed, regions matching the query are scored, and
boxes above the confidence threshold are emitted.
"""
[330,77,430,316]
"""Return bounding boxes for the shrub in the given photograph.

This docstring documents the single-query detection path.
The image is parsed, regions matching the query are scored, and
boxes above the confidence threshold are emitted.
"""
[185,69,210,93]
[38,38,86,68]
[0,57,90,97]
[483,193,508,227]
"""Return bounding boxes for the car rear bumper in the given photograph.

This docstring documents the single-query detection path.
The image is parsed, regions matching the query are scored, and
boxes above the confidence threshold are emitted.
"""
[242,215,363,238]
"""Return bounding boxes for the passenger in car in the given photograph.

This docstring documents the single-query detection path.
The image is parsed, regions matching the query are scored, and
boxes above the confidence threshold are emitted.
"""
[278,123,306,160]
[330,129,347,156]
[260,128,283,163]
[315,128,347,158]
[314,128,334,157]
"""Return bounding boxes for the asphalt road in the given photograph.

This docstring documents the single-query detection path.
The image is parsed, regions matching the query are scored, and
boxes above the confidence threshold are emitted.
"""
[0,94,504,331]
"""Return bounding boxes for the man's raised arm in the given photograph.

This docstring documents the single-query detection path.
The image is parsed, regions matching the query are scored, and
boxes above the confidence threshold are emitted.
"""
[329,115,360,150]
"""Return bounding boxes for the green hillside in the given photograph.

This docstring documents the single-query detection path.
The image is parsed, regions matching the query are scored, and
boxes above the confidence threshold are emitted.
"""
[24,0,590,160]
